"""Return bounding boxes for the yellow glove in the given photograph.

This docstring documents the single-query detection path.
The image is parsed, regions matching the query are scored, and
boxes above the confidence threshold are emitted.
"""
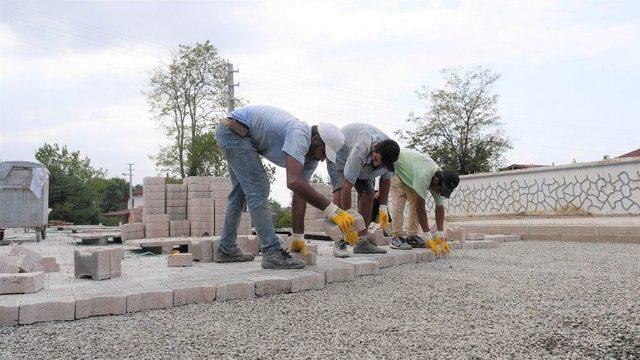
[345,231,358,246]
[426,235,441,257]
[324,203,355,234]
[435,232,450,256]
[377,205,390,229]
[290,233,308,256]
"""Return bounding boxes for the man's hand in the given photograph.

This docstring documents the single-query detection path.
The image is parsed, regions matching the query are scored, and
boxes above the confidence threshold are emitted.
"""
[377,205,390,229]
[424,232,441,256]
[324,203,356,233]
[435,231,450,256]
[290,233,308,256]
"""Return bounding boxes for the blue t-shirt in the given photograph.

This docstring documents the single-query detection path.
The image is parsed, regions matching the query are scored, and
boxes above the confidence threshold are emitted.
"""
[228,105,318,180]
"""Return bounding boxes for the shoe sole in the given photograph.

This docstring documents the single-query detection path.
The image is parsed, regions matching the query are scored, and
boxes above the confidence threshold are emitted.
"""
[333,253,350,258]
[261,262,305,270]
[214,257,255,263]
[353,249,387,254]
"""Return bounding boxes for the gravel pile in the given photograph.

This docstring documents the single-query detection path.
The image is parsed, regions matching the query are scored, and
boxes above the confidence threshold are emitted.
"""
[1,241,639,359]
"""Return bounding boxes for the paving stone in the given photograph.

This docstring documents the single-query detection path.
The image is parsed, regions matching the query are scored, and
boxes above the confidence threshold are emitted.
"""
[188,184,211,192]
[121,223,145,232]
[8,245,44,272]
[461,241,475,250]
[40,256,60,273]
[395,251,417,264]
[0,272,44,294]
[465,233,485,240]
[247,275,291,296]
[291,251,317,265]
[346,209,366,232]
[121,230,145,241]
[169,282,216,306]
[75,289,127,319]
[168,253,193,267]
[445,227,465,242]
[415,249,436,262]
[472,240,500,249]
[187,191,210,199]
[216,280,255,301]
[74,249,121,280]
[0,296,20,326]
[143,176,165,185]
[237,236,259,255]
[284,271,325,292]
[189,239,214,262]
[166,184,187,192]
[368,229,386,246]
[321,219,343,242]
[124,286,173,312]
[19,296,75,325]
[0,256,20,274]
[322,263,356,283]
[342,259,380,277]
[143,214,170,223]
[143,207,165,215]
[146,230,170,239]
[374,254,399,268]
[168,213,188,222]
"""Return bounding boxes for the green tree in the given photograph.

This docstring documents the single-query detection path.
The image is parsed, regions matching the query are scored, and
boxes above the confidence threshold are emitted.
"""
[35,143,105,182]
[147,41,229,179]
[397,67,511,174]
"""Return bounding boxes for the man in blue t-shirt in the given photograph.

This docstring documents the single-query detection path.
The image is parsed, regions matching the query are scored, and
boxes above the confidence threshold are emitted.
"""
[215,105,354,269]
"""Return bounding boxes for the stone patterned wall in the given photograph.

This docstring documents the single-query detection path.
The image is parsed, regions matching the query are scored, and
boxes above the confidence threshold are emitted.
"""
[426,157,640,216]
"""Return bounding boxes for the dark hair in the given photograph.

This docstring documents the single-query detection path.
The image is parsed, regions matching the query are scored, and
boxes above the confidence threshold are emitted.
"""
[373,139,400,171]
[434,170,460,198]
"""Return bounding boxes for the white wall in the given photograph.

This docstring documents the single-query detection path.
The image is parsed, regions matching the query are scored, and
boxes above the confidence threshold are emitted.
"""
[428,157,640,216]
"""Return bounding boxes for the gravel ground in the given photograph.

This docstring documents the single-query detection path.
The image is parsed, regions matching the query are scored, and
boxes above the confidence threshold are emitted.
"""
[1,241,639,360]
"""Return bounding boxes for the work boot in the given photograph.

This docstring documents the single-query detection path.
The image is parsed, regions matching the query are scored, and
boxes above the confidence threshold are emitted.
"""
[262,248,305,269]
[353,236,387,254]
[406,236,426,248]
[390,236,412,250]
[333,239,350,258]
[214,247,255,263]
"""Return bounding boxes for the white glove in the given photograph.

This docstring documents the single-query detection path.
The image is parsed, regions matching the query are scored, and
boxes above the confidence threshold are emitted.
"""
[323,202,341,218]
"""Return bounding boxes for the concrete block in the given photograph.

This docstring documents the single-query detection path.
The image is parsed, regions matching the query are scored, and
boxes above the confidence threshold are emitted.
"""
[248,275,291,296]
[168,213,187,222]
[461,241,475,250]
[74,249,121,280]
[143,207,165,215]
[166,193,187,201]
[291,251,317,265]
[395,251,417,264]
[415,249,436,262]
[527,233,560,241]
[123,288,144,313]
[188,198,214,206]
[146,230,170,239]
[8,245,44,272]
[0,297,19,326]
[40,256,60,273]
[121,222,145,232]
[498,224,529,238]
[188,184,211,192]
[346,209,366,232]
[143,176,165,185]
[235,236,259,255]
[189,213,215,222]
[166,184,187,192]
[284,271,325,292]
[187,191,210,199]
[374,254,399,268]
[0,272,44,294]
[144,184,166,193]
[216,280,255,301]
[189,239,213,262]
[321,219,343,242]
[561,234,597,242]
[465,233,485,241]
[323,264,356,283]
[143,196,166,204]
[170,282,216,306]
[445,227,465,242]
[368,229,386,246]
[143,214,170,223]
[168,253,193,267]
[473,240,499,249]
[0,256,20,274]
[121,230,145,241]
[75,289,126,319]
[19,296,75,325]
[342,259,379,277]
[166,206,187,214]
[141,286,174,310]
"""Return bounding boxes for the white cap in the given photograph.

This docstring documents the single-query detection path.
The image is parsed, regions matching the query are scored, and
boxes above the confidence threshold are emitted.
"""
[317,123,345,163]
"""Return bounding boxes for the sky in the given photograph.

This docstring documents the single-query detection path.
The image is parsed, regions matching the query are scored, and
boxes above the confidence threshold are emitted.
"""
[1,0,639,206]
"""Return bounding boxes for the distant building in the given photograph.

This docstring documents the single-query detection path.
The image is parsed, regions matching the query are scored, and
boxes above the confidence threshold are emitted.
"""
[617,148,640,158]
[124,185,144,209]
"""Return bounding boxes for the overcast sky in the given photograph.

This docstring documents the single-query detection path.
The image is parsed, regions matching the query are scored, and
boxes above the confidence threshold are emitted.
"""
[1,0,639,206]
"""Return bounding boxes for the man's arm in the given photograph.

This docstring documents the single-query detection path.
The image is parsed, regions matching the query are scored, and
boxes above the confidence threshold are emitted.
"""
[340,178,354,210]
[286,155,330,210]
[378,177,391,205]
[291,193,306,234]
[415,195,431,234]
[435,205,445,232]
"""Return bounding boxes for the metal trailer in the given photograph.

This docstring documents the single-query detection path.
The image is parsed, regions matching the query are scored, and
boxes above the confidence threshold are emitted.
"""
[0,161,50,241]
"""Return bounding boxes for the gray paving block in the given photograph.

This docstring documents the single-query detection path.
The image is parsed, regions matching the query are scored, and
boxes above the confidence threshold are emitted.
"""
[169,282,216,306]
[143,214,170,223]
[8,245,44,273]
[168,253,193,267]
[189,239,213,262]
[396,251,417,265]
[247,275,291,296]
[342,259,380,277]
[321,219,343,242]
[74,249,121,280]
[143,176,165,185]
[237,236,259,255]
[465,233,485,240]
[0,256,20,274]
[40,256,60,273]
[322,263,356,283]
[0,297,19,326]
[285,271,325,292]
[216,280,255,301]
[141,286,174,310]
[0,272,44,294]
[374,254,399,268]
[415,249,436,262]
[19,296,75,325]
[75,289,126,319]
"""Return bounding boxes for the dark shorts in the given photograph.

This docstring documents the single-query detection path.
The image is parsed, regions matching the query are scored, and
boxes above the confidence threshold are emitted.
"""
[327,162,375,194]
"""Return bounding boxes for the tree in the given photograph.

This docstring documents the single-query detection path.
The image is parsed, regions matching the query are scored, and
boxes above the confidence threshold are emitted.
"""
[35,143,105,182]
[147,41,229,179]
[397,67,511,174]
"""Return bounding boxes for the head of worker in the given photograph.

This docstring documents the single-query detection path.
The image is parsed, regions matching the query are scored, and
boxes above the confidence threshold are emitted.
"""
[310,123,345,162]
[370,139,400,171]
[430,170,460,198]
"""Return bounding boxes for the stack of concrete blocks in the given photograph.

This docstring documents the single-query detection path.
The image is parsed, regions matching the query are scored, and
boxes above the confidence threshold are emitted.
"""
[210,178,251,236]
[74,248,123,280]
[304,183,359,234]
[187,176,215,237]
[170,220,190,237]
[0,246,50,294]
[143,177,166,216]
[120,222,145,241]
[166,184,187,221]
[144,214,170,239]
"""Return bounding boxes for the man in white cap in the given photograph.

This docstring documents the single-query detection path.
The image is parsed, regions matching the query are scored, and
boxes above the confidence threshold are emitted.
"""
[215,105,354,269]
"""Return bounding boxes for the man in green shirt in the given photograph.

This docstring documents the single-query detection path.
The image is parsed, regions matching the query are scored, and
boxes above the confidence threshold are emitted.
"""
[390,149,460,255]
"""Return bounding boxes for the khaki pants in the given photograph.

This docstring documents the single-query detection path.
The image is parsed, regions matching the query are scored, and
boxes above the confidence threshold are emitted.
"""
[390,175,419,237]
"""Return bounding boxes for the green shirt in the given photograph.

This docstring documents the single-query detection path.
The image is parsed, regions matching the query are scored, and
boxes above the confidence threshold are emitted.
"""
[394,149,445,206]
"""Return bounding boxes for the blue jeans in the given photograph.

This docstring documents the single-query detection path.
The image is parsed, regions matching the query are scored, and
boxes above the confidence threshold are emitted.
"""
[215,123,281,254]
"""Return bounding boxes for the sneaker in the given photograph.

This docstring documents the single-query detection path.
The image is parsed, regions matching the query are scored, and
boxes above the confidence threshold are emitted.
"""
[214,247,255,263]
[390,236,412,250]
[333,239,350,258]
[262,248,305,269]
[353,236,387,254]
[406,236,427,248]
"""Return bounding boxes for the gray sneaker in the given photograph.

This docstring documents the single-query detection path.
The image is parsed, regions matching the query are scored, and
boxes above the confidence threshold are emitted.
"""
[262,248,305,269]
[353,237,387,254]
[406,236,426,248]
[214,247,255,263]
[390,236,412,250]
[333,239,350,258]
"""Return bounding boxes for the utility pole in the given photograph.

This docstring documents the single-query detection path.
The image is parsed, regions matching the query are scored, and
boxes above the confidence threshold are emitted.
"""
[126,163,134,209]
[227,62,239,113]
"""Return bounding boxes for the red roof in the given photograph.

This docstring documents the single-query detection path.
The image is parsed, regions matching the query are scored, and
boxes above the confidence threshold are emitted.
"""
[617,148,640,158]
[102,209,131,217]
